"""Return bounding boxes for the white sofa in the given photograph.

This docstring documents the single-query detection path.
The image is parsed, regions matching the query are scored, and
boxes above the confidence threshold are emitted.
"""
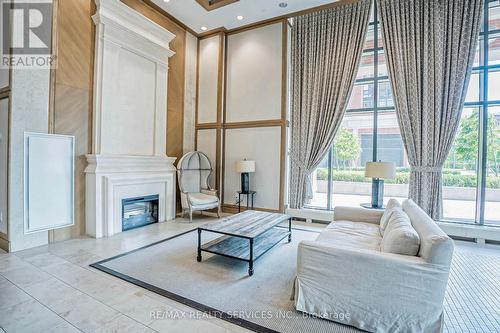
[294,199,454,333]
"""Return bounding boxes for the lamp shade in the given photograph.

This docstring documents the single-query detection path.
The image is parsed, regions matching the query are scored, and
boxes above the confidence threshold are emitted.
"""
[365,162,396,179]
[236,160,255,173]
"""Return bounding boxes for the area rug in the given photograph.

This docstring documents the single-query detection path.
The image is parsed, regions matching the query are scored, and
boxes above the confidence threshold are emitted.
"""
[91,227,362,333]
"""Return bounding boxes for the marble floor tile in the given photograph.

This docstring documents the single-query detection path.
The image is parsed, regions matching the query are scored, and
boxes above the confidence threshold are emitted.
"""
[21,252,68,269]
[0,255,31,273]
[22,276,85,314]
[0,283,32,310]
[13,245,49,260]
[107,289,178,326]
[40,321,82,333]
[93,314,156,333]
[0,299,65,333]
[56,294,120,332]
[0,275,10,289]
[1,264,52,288]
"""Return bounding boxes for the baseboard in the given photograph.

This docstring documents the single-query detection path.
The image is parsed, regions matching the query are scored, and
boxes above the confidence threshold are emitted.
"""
[0,236,10,252]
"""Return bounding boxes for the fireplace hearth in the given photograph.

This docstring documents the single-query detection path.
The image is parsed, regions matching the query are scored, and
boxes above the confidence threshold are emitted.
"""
[122,195,159,231]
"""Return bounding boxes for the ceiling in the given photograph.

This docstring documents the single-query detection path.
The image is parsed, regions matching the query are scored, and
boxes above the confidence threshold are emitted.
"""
[151,0,339,34]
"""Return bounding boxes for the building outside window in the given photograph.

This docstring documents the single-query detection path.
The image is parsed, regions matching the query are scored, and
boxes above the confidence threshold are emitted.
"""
[307,0,500,226]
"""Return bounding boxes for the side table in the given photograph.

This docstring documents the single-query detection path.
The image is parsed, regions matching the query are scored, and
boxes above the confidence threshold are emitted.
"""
[238,191,256,212]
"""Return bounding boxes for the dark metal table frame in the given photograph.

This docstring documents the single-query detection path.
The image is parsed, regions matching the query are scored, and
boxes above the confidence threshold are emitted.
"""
[237,191,256,212]
[197,217,292,276]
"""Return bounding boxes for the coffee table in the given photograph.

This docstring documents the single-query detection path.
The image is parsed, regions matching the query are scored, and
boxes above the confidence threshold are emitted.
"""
[196,210,292,276]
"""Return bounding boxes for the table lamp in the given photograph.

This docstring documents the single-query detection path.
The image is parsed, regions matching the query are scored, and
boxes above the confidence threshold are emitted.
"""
[236,159,255,194]
[365,161,396,208]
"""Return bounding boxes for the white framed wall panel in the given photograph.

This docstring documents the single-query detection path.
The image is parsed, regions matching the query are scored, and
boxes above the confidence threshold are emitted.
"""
[224,127,281,210]
[197,36,220,124]
[196,129,217,189]
[24,133,75,234]
[226,23,283,123]
[0,98,8,235]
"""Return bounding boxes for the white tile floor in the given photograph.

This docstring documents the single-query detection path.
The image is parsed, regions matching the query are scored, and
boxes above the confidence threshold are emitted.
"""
[0,215,498,333]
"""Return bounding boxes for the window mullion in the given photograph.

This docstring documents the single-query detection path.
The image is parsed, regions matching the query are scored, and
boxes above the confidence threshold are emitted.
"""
[475,1,489,225]
[372,1,379,162]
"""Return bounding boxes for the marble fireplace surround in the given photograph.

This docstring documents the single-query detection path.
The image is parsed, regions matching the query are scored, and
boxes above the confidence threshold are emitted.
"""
[85,0,176,238]
[85,155,176,238]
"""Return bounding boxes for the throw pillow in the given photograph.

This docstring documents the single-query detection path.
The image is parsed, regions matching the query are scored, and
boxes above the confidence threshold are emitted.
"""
[381,208,420,256]
[379,199,402,235]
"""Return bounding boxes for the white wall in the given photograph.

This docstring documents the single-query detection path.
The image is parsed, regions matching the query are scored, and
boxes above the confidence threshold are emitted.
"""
[226,23,283,122]
[196,129,217,189]
[184,32,198,154]
[224,127,282,210]
[0,98,8,236]
[197,36,220,124]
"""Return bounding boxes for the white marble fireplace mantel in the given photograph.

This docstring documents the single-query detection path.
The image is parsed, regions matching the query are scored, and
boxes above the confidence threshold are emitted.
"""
[85,0,177,238]
[85,155,177,238]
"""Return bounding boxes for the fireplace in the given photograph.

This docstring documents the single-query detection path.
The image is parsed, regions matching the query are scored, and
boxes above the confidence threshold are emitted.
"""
[122,195,159,231]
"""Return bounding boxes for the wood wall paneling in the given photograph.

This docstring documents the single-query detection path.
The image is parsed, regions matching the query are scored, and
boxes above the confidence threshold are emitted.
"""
[50,0,95,241]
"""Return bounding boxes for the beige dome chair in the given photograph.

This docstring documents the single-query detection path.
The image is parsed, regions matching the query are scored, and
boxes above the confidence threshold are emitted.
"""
[177,151,220,222]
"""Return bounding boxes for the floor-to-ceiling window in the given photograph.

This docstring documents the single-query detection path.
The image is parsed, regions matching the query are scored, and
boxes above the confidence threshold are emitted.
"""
[308,0,500,226]
[308,3,407,210]
[444,0,500,225]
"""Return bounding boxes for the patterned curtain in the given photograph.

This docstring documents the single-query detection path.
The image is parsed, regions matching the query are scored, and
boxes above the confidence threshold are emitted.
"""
[377,0,483,219]
[288,0,372,209]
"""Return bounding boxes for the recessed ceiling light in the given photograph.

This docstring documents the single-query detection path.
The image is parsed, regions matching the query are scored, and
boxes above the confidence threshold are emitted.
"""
[163,0,170,2]
[279,2,288,8]
[237,15,244,20]
[201,26,208,31]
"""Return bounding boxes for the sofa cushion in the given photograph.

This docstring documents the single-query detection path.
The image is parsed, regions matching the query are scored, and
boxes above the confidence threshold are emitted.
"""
[188,192,218,205]
[317,221,382,251]
[379,199,402,235]
[381,208,420,256]
[402,199,454,265]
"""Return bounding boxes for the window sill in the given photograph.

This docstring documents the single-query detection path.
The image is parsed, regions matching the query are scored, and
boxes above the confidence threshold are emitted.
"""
[287,207,500,242]
[437,222,500,242]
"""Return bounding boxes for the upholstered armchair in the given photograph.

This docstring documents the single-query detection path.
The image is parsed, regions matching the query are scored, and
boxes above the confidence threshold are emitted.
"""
[177,152,221,222]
